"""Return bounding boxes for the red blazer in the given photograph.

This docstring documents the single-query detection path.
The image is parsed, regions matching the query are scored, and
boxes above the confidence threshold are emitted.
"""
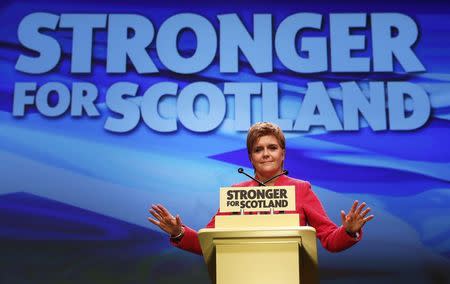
[171,175,361,254]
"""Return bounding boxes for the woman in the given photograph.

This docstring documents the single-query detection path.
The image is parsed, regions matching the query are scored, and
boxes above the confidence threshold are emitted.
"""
[148,122,374,254]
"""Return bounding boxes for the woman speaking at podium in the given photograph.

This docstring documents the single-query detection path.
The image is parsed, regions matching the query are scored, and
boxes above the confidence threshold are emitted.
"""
[148,122,374,254]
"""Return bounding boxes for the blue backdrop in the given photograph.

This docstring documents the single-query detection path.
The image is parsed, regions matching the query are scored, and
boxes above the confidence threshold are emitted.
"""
[1,1,449,283]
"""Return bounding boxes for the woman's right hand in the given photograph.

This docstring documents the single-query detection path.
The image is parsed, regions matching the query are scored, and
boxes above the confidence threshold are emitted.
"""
[148,204,183,237]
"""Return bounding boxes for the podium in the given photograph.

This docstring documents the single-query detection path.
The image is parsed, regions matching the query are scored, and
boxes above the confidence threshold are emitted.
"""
[198,214,319,284]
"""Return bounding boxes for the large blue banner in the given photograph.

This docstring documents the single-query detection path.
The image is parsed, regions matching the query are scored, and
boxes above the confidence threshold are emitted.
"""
[1,0,449,283]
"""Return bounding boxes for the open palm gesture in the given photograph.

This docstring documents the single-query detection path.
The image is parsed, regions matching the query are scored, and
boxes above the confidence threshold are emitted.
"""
[341,200,374,234]
[148,204,183,236]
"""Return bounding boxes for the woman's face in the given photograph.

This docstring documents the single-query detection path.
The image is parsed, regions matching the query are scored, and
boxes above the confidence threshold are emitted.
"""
[250,135,285,179]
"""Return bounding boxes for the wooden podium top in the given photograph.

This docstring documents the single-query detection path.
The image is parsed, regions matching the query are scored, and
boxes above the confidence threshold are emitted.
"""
[199,226,316,262]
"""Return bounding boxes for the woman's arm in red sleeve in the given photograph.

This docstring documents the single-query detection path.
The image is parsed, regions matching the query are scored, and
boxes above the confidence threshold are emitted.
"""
[170,211,218,255]
[301,182,361,252]
[170,225,203,255]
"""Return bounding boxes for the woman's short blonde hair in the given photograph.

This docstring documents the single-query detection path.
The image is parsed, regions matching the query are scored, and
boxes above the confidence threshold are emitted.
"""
[246,122,286,155]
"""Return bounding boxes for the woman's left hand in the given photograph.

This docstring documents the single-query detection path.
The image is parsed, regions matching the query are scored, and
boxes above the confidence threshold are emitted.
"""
[341,200,374,234]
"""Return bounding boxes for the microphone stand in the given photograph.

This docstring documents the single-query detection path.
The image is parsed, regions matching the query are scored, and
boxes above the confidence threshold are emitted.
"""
[262,170,288,185]
[237,168,289,215]
[238,168,265,186]
[237,168,288,186]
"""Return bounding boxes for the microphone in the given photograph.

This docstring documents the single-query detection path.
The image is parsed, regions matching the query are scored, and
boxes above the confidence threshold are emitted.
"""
[262,170,288,185]
[237,168,266,186]
[237,168,289,186]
